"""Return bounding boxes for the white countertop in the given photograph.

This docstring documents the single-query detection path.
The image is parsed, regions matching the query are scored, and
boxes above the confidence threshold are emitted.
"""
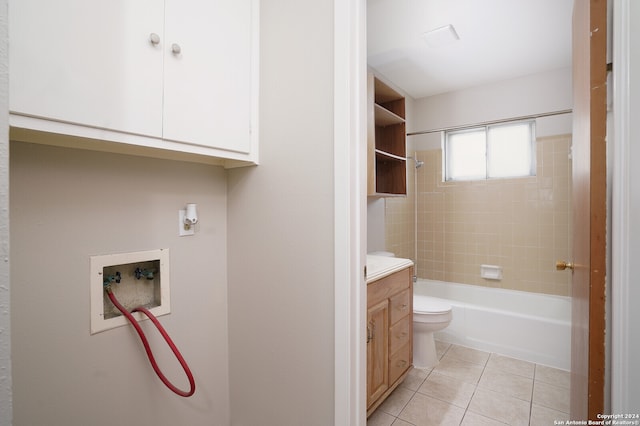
[366,255,414,283]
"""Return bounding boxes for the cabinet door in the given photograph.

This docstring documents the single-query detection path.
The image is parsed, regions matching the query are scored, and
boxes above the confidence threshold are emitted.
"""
[163,0,253,153]
[9,0,164,137]
[367,299,389,408]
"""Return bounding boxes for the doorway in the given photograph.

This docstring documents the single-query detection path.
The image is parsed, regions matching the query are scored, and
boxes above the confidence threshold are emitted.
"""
[362,0,604,420]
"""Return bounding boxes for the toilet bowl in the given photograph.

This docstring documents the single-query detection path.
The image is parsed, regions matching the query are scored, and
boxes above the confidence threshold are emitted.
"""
[413,294,453,369]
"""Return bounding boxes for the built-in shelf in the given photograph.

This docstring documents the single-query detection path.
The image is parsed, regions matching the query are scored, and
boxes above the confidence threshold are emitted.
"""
[374,104,405,127]
[375,149,406,162]
[367,74,407,196]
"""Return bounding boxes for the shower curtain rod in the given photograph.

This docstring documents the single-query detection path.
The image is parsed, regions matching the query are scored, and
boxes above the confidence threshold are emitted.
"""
[406,109,573,136]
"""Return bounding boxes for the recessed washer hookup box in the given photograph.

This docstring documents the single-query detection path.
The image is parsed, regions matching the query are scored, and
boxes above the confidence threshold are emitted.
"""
[90,249,170,335]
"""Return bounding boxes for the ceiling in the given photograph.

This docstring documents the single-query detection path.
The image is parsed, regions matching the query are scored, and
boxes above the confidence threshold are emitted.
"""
[367,0,574,100]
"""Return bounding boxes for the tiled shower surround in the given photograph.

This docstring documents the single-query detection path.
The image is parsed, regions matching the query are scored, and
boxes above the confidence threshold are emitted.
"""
[385,135,572,297]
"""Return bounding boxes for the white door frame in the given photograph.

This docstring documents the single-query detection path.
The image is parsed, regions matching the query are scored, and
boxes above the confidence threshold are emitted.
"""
[611,0,638,412]
[334,0,367,424]
[0,0,11,424]
[331,0,640,416]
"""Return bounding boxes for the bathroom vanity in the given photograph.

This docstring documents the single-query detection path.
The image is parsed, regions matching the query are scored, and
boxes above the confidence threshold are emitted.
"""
[366,255,414,416]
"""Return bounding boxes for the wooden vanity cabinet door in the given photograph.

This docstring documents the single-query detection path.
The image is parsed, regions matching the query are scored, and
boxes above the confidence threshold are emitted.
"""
[366,266,413,416]
[367,299,389,408]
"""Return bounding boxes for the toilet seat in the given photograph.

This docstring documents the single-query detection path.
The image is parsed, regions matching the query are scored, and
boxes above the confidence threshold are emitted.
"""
[413,295,452,314]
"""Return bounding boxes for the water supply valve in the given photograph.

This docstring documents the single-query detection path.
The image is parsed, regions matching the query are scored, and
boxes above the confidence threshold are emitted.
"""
[134,267,155,280]
[103,271,122,288]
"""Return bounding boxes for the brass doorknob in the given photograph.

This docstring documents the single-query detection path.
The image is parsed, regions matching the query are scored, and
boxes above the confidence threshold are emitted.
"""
[556,260,574,271]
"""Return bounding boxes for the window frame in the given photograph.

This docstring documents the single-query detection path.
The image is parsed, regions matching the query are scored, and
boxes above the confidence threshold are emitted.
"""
[442,120,536,182]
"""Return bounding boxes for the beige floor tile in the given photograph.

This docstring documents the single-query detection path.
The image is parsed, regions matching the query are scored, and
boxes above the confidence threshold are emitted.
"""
[391,419,414,426]
[368,347,571,426]
[535,364,570,389]
[445,344,491,366]
[401,367,431,391]
[461,411,509,426]
[530,404,568,426]
[367,409,395,426]
[486,353,535,378]
[432,356,485,384]
[398,392,466,426]
[435,340,451,360]
[478,367,533,401]
[533,380,570,413]
[417,371,476,408]
[377,387,415,417]
[468,388,531,426]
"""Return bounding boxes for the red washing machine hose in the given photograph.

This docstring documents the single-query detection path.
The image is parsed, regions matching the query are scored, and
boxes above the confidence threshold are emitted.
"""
[106,288,196,397]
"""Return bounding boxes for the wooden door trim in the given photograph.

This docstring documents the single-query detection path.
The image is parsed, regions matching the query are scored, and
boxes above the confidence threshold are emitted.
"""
[587,0,608,417]
[571,0,608,418]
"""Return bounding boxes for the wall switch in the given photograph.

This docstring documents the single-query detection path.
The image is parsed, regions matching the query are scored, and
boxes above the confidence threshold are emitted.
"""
[178,209,195,236]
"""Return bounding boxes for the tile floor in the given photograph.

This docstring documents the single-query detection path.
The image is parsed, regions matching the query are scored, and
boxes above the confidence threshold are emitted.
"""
[367,341,570,426]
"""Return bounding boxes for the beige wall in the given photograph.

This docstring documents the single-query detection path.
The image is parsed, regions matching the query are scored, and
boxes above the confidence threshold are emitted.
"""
[226,0,336,424]
[384,159,416,261]
[10,142,230,425]
[413,135,572,296]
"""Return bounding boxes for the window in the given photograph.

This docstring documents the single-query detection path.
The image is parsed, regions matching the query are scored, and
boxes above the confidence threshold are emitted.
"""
[443,121,535,181]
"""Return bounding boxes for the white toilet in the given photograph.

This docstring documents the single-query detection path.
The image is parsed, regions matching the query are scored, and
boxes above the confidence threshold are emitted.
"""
[413,294,453,369]
[368,251,453,369]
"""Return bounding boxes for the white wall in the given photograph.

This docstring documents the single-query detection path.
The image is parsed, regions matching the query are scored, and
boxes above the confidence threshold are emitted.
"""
[367,198,386,252]
[0,1,11,424]
[10,143,230,425]
[409,67,573,151]
[226,0,336,424]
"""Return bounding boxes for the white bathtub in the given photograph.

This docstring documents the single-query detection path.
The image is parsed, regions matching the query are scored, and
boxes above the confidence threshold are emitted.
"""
[415,279,571,370]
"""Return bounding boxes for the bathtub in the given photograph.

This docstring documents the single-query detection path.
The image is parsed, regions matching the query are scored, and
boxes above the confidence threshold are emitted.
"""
[415,279,571,370]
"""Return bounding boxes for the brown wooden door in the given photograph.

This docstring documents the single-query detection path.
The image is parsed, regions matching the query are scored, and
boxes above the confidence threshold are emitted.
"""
[570,0,607,419]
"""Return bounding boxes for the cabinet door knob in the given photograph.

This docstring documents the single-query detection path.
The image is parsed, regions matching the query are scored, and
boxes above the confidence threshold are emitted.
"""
[149,33,161,45]
[171,43,182,55]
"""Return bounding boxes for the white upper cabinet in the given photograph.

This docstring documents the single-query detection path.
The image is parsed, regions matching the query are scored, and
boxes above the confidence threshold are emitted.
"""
[9,0,259,166]
[10,0,164,136]
[163,0,252,154]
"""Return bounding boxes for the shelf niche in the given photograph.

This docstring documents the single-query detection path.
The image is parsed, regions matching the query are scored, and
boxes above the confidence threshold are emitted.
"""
[368,74,407,197]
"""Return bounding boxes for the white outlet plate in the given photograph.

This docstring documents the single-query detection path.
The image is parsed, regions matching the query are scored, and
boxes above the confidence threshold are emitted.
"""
[90,249,171,335]
[178,209,195,236]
